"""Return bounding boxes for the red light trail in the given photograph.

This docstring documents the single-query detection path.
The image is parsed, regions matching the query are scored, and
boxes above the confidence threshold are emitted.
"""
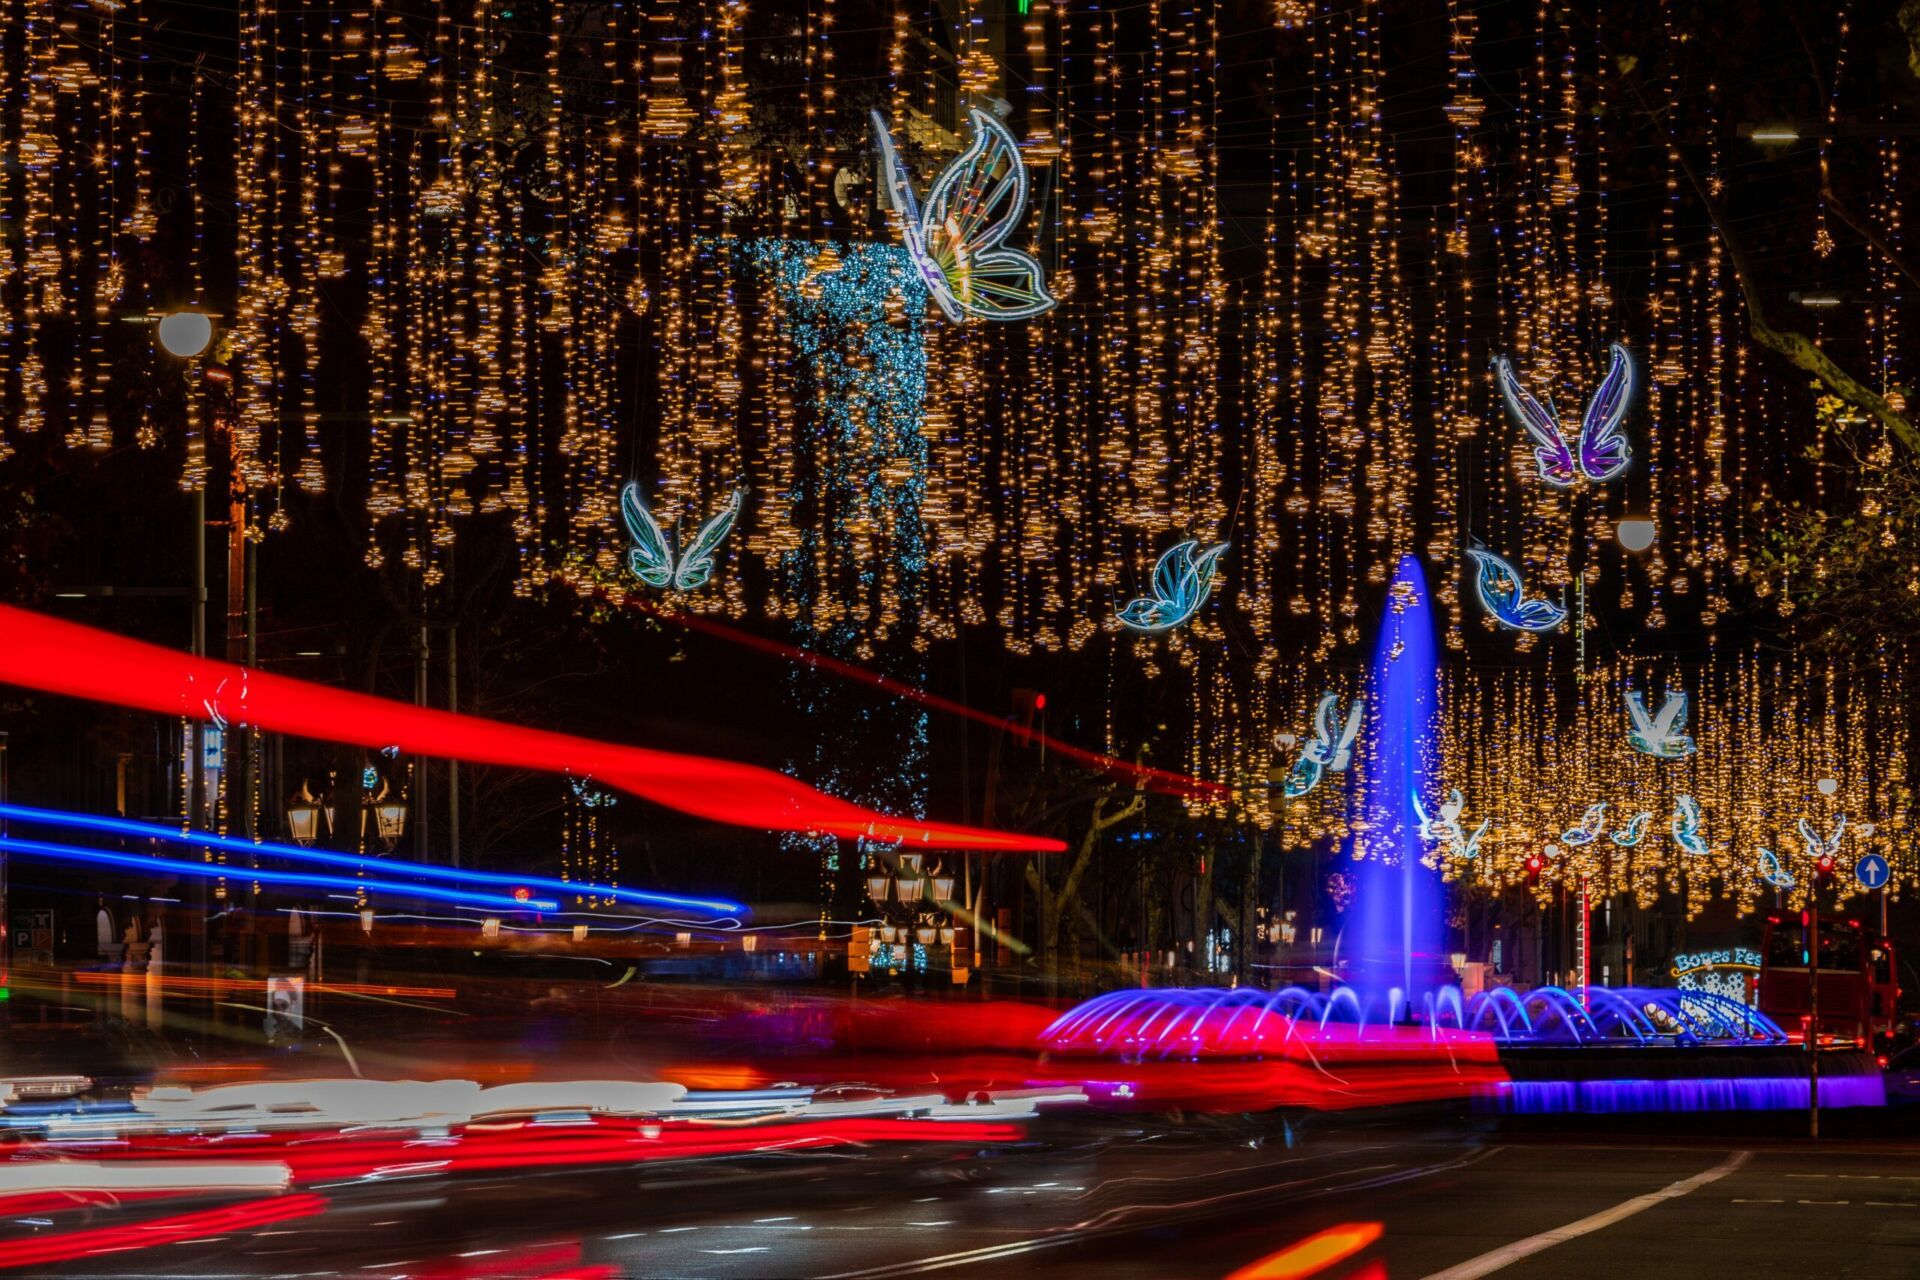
[619,595,1230,802]
[0,605,1062,853]
[0,1192,327,1270]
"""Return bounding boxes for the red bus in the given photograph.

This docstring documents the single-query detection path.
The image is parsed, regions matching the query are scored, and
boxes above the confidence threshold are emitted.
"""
[1758,912,1899,1047]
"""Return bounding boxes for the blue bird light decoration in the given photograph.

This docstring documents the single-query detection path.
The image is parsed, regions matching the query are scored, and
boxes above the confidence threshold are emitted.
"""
[1116,540,1229,633]
[1560,802,1608,847]
[1671,795,1712,857]
[1609,811,1652,847]
[1464,549,1566,632]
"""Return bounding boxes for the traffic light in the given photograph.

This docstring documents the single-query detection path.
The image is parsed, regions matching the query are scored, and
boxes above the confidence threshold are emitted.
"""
[1524,852,1545,882]
[1011,689,1046,743]
[1816,854,1836,882]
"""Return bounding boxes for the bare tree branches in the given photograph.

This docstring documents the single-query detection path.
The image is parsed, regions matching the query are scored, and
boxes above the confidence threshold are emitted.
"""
[1671,145,1920,453]
[1823,185,1920,294]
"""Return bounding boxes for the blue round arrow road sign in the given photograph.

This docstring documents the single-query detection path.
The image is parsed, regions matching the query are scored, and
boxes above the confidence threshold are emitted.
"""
[1854,853,1890,891]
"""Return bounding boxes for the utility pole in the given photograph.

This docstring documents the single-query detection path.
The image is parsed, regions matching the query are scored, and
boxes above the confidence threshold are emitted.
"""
[1,730,9,1005]
[1809,886,1821,1139]
[415,626,431,861]
[447,624,460,869]
[189,486,209,979]
[245,533,259,839]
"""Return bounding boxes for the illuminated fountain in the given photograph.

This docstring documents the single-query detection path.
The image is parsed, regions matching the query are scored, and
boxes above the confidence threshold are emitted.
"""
[1351,554,1447,1005]
[1038,557,1885,1112]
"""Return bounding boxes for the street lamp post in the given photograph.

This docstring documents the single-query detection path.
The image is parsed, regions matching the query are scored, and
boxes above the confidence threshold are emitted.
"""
[156,309,216,980]
[863,858,960,982]
[285,794,324,846]
[1809,877,1821,1139]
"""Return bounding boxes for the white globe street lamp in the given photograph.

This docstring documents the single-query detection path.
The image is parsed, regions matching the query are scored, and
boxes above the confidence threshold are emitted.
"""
[1616,518,1656,553]
[156,310,214,359]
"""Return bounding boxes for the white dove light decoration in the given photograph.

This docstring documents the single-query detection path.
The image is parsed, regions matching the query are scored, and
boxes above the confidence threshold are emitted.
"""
[1282,693,1364,799]
[620,483,746,592]
[1625,689,1696,759]
[1414,789,1490,860]
[1493,342,1637,488]
[1115,540,1229,633]
[869,108,1056,322]
[1797,814,1848,866]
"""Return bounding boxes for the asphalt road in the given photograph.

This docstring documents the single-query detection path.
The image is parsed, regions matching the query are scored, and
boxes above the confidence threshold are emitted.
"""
[37,1114,1920,1279]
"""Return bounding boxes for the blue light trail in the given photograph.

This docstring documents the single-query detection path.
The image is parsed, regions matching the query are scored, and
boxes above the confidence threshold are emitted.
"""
[0,803,744,917]
[0,835,558,912]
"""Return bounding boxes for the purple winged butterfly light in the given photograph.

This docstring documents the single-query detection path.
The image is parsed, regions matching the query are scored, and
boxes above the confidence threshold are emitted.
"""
[1492,342,1637,488]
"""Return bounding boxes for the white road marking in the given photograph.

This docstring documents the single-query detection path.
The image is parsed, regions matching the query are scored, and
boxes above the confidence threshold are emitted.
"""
[1421,1150,1751,1280]
[1731,1198,1782,1204]
[1865,1201,1918,1207]
[822,1148,1499,1278]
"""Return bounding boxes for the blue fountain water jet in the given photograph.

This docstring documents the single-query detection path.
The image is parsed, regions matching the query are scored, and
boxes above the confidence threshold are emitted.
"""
[1351,554,1447,1004]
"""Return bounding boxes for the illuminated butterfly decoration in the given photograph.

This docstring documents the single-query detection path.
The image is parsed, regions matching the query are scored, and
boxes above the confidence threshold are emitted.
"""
[1609,811,1652,847]
[1797,814,1848,863]
[869,108,1056,323]
[1625,689,1696,759]
[1282,693,1364,799]
[1116,540,1229,633]
[1757,848,1796,890]
[1671,795,1712,856]
[1413,789,1490,860]
[1560,802,1608,848]
[621,483,746,592]
[1493,342,1636,488]
[1465,549,1566,632]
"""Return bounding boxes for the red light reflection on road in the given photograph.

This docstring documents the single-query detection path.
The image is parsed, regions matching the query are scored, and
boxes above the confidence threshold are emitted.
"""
[0,1192,326,1270]
[1224,1222,1385,1280]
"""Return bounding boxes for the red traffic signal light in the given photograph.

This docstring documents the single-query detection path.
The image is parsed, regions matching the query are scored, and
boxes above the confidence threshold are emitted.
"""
[1011,689,1046,740]
[1816,855,1836,878]
[1524,853,1545,880]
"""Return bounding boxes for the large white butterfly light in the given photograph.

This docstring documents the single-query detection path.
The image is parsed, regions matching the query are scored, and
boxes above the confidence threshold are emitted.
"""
[621,483,746,592]
[870,108,1056,323]
[1625,688,1696,759]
